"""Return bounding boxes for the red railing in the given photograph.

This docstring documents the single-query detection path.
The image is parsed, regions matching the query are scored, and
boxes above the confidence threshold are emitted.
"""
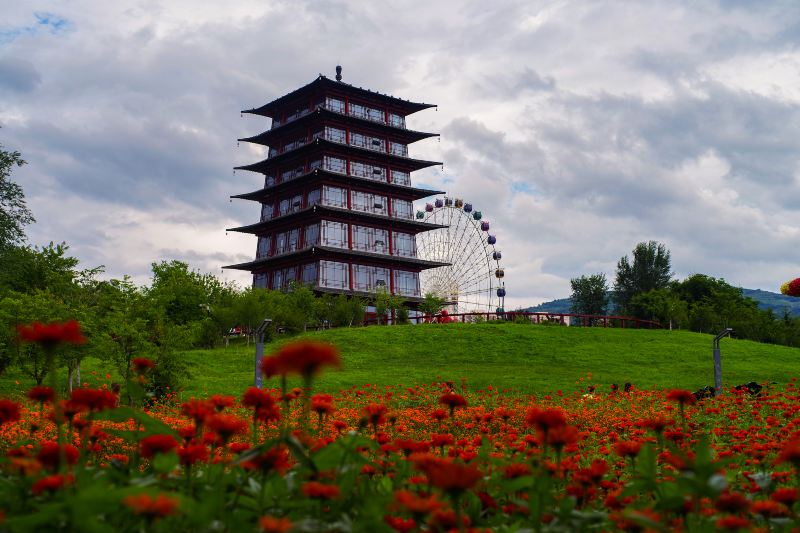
[364,312,661,329]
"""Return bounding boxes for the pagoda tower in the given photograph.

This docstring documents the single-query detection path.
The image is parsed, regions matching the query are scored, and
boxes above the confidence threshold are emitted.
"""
[224,68,448,306]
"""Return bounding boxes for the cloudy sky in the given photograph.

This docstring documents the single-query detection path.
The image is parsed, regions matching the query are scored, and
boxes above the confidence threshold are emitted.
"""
[2,0,800,309]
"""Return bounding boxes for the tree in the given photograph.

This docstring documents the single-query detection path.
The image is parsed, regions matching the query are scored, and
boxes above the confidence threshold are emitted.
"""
[569,274,609,317]
[0,142,34,248]
[628,288,688,329]
[419,293,446,317]
[613,241,673,313]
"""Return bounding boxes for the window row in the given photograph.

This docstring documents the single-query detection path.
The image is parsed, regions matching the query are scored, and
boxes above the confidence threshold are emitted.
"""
[259,186,414,222]
[253,261,420,296]
[263,158,411,188]
[255,221,417,258]
[320,97,406,129]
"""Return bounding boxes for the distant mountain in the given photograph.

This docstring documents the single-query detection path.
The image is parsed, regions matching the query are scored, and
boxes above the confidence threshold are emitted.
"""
[526,288,800,318]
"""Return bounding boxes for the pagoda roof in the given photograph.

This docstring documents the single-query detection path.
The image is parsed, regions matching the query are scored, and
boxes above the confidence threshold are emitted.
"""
[239,107,439,147]
[231,170,445,202]
[243,76,435,119]
[227,204,449,234]
[223,246,449,271]
[234,138,442,175]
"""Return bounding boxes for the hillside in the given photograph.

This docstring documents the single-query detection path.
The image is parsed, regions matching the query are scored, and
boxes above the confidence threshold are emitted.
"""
[174,323,799,397]
[527,288,800,317]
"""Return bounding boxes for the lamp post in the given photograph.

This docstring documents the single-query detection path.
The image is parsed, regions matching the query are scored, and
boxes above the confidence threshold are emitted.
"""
[254,318,273,388]
[713,328,733,395]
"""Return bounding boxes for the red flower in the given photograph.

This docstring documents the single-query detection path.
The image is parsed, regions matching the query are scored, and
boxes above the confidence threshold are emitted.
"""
[363,403,389,429]
[750,499,789,518]
[17,320,86,347]
[393,489,442,515]
[420,459,483,495]
[139,434,178,459]
[37,441,79,471]
[123,493,180,518]
[131,357,155,373]
[311,393,334,416]
[665,389,696,405]
[70,388,117,412]
[181,399,212,425]
[206,414,248,442]
[259,515,292,533]
[301,481,340,500]
[0,399,21,425]
[242,447,290,474]
[177,444,209,467]
[770,487,798,506]
[777,438,800,466]
[271,341,341,378]
[260,356,282,379]
[27,386,55,404]
[242,387,275,410]
[208,394,235,411]
[503,463,532,479]
[439,393,467,416]
[546,425,579,450]
[614,440,643,458]
[715,516,751,531]
[32,474,74,495]
[525,407,567,432]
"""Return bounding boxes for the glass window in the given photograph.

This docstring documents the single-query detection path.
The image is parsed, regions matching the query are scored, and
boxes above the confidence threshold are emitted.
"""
[302,262,318,286]
[321,220,348,248]
[290,194,302,213]
[392,232,416,257]
[353,264,390,292]
[349,103,365,119]
[392,198,413,219]
[351,190,387,215]
[287,228,300,251]
[325,126,346,144]
[279,198,290,216]
[285,267,297,284]
[307,188,321,206]
[272,269,284,290]
[324,156,346,174]
[389,142,407,157]
[322,185,347,208]
[319,260,349,289]
[394,270,420,297]
[265,175,276,187]
[326,97,345,113]
[390,170,410,186]
[304,223,320,247]
[254,272,268,289]
[309,159,322,170]
[275,232,288,255]
[388,113,405,128]
[257,235,272,258]
[367,106,383,123]
[261,203,274,221]
[352,225,388,254]
[268,147,278,158]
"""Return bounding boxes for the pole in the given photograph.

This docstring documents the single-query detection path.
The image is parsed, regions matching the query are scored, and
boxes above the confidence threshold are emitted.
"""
[254,318,273,388]
[713,328,733,395]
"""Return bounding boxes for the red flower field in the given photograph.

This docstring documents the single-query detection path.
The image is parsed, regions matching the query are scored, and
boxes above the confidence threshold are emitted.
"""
[1,335,800,531]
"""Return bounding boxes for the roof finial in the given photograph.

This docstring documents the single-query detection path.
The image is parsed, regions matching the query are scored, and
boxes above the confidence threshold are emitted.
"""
[335,65,342,82]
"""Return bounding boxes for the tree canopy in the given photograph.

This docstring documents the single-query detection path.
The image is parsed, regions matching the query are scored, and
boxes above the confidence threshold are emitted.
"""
[0,142,34,248]
[613,241,672,313]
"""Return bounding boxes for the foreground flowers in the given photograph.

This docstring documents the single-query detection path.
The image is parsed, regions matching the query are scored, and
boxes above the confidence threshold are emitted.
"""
[1,337,800,531]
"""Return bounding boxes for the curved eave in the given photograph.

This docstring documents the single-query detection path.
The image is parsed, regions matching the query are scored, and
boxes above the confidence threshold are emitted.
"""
[234,139,442,174]
[223,246,450,271]
[242,75,435,118]
[227,205,449,234]
[239,108,439,146]
[231,171,445,202]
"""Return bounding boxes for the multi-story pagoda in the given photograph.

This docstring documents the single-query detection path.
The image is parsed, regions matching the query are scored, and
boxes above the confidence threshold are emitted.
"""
[224,68,448,306]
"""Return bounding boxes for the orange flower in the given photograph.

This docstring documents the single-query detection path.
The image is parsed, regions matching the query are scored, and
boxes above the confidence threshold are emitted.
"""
[17,320,86,347]
[259,515,292,533]
[123,493,180,519]
[271,341,341,378]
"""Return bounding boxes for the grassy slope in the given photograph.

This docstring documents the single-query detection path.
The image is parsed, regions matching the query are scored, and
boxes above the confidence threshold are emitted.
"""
[2,323,797,398]
[177,323,800,397]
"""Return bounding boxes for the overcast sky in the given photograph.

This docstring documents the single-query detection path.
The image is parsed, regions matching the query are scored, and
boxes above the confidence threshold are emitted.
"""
[2,0,800,309]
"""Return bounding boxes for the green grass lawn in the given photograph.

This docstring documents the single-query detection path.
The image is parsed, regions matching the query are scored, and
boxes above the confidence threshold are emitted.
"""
[2,323,798,398]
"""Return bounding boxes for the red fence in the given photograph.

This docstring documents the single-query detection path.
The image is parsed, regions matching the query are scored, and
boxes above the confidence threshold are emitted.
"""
[364,311,662,329]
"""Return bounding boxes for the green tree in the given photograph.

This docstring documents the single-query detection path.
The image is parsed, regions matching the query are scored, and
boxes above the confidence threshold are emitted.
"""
[569,274,609,317]
[628,288,688,329]
[613,241,673,313]
[419,292,446,317]
[146,260,230,326]
[0,143,34,248]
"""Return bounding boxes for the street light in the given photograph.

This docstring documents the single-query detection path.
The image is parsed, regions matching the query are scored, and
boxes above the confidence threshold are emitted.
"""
[713,328,733,395]
[254,318,273,388]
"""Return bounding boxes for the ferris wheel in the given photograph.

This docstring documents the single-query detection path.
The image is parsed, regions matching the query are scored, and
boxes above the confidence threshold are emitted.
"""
[415,197,506,313]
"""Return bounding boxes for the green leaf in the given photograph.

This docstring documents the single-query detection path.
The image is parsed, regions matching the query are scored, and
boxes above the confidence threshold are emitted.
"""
[152,451,179,474]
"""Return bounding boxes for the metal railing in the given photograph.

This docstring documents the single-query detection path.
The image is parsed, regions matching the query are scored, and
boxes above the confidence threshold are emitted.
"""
[363,311,662,328]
